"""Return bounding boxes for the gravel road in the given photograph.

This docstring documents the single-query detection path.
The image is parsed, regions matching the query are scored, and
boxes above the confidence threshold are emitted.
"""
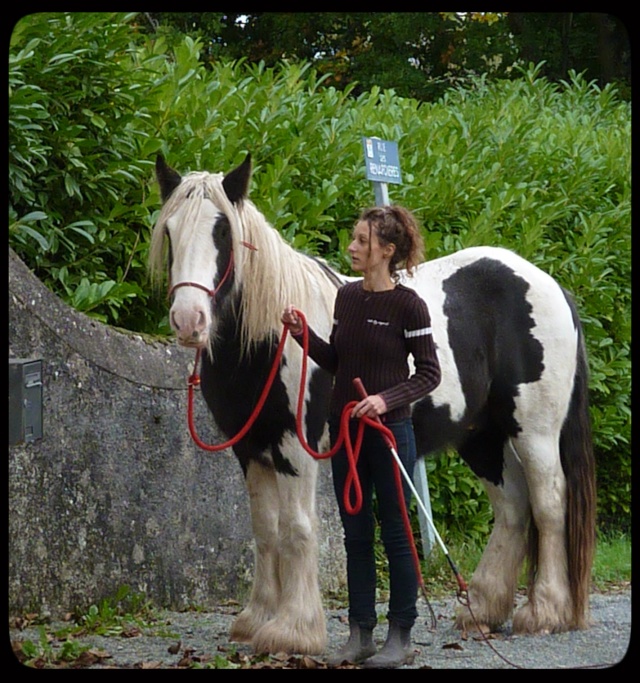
[11,588,630,669]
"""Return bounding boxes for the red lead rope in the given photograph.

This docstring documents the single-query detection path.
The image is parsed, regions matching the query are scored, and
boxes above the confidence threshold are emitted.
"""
[186,309,426,591]
[186,325,365,514]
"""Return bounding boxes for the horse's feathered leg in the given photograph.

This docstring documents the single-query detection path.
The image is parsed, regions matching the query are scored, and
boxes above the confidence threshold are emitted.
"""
[455,442,529,632]
[250,434,327,655]
[230,461,281,643]
[505,322,594,634]
[510,432,574,634]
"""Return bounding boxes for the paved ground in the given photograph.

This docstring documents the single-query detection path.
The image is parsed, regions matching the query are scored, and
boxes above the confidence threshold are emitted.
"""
[11,588,630,669]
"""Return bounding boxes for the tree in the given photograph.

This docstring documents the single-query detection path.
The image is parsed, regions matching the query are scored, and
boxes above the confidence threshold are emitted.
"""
[145,12,630,101]
[507,13,630,91]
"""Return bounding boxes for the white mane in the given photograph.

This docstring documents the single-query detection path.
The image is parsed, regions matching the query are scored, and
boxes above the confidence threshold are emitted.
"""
[150,171,340,355]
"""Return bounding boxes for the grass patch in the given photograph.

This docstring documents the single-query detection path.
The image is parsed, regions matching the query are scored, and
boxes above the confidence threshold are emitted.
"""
[418,530,631,599]
[592,531,632,590]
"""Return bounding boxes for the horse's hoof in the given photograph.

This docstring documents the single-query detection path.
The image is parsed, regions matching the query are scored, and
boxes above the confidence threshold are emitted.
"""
[230,608,271,643]
[251,617,327,655]
[512,601,571,635]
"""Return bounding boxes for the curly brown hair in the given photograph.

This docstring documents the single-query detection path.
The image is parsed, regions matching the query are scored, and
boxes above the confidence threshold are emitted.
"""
[358,205,425,280]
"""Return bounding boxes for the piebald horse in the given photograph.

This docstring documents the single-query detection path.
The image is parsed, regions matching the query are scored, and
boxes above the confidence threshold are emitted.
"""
[150,154,596,654]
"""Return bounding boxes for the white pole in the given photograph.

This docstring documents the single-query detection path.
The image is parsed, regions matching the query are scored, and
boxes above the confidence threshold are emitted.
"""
[383,437,448,558]
[413,459,435,557]
[373,181,389,207]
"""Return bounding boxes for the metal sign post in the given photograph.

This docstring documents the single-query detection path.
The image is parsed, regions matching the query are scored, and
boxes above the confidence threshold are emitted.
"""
[361,136,435,558]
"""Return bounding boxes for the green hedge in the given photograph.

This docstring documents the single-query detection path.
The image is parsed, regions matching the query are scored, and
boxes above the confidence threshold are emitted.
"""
[10,13,630,537]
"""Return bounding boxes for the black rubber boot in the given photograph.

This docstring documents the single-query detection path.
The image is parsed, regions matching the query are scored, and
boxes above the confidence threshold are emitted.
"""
[326,620,376,666]
[361,621,414,668]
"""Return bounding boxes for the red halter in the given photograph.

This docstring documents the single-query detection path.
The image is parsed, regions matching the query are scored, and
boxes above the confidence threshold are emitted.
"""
[168,240,257,300]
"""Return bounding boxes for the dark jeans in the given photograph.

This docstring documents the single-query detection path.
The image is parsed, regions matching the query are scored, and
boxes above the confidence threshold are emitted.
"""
[329,416,418,630]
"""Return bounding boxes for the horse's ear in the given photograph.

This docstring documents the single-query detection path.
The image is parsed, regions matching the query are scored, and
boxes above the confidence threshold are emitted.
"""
[156,155,183,202]
[222,153,252,204]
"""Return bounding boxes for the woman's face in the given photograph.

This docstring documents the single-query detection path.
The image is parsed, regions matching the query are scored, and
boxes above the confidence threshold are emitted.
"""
[348,220,391,273]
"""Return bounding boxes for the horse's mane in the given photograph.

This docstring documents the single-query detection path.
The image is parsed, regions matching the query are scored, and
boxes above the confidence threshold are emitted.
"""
[150,171,340,354]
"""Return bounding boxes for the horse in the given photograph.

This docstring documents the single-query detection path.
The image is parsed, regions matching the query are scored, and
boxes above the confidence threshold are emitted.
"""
[149,153,596,654]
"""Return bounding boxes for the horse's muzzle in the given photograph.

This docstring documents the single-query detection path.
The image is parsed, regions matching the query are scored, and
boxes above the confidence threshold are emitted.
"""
[171,305,210,349]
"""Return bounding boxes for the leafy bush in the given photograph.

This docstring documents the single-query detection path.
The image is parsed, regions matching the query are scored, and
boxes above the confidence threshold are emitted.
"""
[9,15,630,535]
[9,13,162,330]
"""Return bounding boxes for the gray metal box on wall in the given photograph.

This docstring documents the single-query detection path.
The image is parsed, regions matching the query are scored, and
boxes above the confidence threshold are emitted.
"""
[9,358,43,445]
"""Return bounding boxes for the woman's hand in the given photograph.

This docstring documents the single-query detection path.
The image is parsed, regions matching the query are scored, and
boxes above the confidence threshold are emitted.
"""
[351,394,387,419]
[281,305,303,336]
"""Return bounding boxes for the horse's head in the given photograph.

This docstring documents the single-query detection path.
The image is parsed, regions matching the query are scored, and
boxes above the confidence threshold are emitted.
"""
[151,154,252,349]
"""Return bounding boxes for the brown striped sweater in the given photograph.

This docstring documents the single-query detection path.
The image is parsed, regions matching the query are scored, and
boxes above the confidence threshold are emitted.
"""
[296,281,441,422]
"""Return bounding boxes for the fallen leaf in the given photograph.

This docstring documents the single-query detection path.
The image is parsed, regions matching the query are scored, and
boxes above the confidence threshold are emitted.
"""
[11,640,28,663]
[135,661,164,669]
[71,650,108,668]
[298,655,320,669]
[121,625,142,638]
[442,642,464,651]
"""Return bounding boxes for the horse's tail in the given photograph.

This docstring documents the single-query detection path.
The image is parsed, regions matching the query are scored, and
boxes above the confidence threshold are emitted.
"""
[558,292,597,629]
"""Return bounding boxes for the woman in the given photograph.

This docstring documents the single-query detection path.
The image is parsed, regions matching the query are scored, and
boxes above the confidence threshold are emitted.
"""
[282,205,441,668]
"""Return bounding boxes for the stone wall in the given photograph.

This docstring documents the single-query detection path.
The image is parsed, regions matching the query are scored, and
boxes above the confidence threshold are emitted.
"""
[9,248,344,618]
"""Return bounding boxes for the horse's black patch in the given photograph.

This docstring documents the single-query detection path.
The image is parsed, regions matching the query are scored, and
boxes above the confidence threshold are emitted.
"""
[415,257,544,486]
[212,214,235,301]
[200,326,295,476]
[199,296,332,477]
[412,398,461,455]
[305,365,333,449]
[164,226,174,276]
